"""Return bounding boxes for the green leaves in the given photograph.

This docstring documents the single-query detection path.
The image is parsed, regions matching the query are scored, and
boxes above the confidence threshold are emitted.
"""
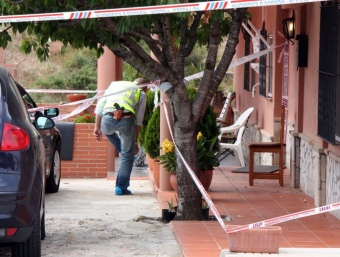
[0,30,12,49]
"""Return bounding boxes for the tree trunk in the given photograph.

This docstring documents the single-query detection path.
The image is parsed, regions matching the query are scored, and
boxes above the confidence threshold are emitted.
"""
[173,125,203,220]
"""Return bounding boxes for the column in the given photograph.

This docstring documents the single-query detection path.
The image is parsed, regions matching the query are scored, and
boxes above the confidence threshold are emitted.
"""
[97,47,123,177]
[159,92,174,191]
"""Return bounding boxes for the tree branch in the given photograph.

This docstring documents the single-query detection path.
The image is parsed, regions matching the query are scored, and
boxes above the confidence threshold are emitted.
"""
[184,11,203,57]
[193,19,222,121]
[160,15,178,73]
[214,8,247,83]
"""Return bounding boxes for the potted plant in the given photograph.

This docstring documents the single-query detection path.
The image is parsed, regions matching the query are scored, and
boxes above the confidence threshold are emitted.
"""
[143,100,161,168]
[197,131,220,190]
[159,138,177,174]
[159,138,177,192]
[162,197,177,223]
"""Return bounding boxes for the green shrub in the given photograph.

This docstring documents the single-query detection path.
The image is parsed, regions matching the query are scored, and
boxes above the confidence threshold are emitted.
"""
[138,90,159,147]
[143,87,220,159]
[73,113,96,123]
[187,86,220,151]
[143,106,161,159]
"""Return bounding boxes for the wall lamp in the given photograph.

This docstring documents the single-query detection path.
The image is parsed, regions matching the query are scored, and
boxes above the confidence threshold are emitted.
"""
[282,10,295,44]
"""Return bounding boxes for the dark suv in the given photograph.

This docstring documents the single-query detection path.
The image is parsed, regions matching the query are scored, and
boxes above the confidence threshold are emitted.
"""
[16,83,62,193]
[0,66,56,256]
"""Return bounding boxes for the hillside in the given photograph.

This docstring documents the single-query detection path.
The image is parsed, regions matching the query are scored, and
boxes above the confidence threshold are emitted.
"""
[3,33,98,103]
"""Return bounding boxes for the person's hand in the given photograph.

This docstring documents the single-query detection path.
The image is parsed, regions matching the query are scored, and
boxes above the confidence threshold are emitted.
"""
[93,128,102,141]
[134,143,139,155]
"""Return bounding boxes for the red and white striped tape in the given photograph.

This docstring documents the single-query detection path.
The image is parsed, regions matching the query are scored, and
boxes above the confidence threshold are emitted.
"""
[160,97,228,232]
[0,0,325,24]
[227,201,340,233]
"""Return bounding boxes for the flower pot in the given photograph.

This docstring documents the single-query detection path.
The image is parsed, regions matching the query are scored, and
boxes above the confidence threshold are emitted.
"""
[169,172,178,193]
[67,94,87,102]
[146,154,154,171]
[153,159,160,188]
[162,208,177,223]
[226,225,282,253]
[200,170,213,191]
[202,208,210,220]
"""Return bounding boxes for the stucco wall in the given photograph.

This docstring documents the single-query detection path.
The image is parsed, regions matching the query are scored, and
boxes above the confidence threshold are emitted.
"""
[326,155,340,219]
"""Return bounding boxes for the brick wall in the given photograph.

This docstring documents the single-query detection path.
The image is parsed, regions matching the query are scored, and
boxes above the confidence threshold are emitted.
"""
[61,123,109,178]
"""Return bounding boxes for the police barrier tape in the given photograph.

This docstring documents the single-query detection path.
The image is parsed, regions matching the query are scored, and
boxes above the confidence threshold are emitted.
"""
[226,202,340,233]
[0,0,326,23]
[160,97,228,233]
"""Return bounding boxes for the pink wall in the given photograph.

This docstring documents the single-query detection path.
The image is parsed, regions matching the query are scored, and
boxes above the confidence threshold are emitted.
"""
[235,4,340,155]
[234,6,286,136]
[302,4,321,140]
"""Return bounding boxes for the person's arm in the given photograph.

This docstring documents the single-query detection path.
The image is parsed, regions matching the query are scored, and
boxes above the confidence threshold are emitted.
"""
[93,91,107,141]
[93,114,103,141]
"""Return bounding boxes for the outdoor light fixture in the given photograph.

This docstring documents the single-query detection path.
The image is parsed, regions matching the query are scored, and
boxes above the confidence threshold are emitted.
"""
[282,10,295,44]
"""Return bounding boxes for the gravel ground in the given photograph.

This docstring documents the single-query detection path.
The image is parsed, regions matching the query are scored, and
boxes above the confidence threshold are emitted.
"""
[0,178,181,257]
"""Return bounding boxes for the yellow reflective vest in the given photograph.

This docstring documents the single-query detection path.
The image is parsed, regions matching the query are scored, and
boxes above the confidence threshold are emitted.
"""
[100,81,141,114]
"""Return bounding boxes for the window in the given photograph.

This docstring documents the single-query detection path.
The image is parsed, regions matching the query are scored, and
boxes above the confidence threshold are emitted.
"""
[242,25,251,91]
[259,23,267,96]
[318,1,340,144]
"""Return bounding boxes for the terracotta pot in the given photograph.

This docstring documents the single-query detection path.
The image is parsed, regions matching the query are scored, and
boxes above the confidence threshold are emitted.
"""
[169,172,178,193]
[66,94,87,102]
[153,159,160,188]
[145,154,154,171]
[199,170,213,191]
[226,225,282,253]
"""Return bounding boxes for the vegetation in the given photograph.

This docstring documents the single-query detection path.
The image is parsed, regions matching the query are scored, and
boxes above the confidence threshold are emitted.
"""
[73,113,96,123]
[138,90,159,147]
[0,1,247,220]
[143,106,161,159]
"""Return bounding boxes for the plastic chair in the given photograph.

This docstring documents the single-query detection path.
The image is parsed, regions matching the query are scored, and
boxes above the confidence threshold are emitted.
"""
[218,126,246,166]
[247,105,286,186]
[217,107,254,164]
[218,107,254,141]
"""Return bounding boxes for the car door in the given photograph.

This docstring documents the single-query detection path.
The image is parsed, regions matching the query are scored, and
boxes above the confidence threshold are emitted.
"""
[15,84,53,177]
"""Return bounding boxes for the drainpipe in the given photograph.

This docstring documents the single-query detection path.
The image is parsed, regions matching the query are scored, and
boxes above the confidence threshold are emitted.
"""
[268,34,273,98]
[252,83,259,98]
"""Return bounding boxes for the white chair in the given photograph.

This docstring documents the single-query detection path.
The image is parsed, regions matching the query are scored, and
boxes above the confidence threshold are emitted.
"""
[219,107,254,136]
[216,107,254,165]
[218,126,246,166]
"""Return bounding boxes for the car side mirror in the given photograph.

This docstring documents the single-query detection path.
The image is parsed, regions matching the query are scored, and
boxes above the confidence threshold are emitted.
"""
[44,108,59,117]
[35,116,55,130]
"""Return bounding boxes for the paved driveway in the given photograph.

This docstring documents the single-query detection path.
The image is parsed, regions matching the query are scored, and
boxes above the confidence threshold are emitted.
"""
[0,178,181,257]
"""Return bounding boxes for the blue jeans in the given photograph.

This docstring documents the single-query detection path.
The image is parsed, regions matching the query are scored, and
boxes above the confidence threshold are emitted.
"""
[101,114,135,191]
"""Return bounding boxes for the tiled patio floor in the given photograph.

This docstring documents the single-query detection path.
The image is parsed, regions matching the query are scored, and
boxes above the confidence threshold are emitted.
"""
[155,164,340,257]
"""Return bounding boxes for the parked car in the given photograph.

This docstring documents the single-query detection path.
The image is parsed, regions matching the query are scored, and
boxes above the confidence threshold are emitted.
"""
[16,83,62,193]
[0,66,56,256]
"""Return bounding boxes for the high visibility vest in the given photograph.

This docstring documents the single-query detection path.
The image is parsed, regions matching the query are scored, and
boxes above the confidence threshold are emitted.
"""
[103,81,141,114]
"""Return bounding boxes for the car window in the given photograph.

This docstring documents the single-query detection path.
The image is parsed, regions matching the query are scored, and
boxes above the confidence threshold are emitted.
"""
[5,75,31,123]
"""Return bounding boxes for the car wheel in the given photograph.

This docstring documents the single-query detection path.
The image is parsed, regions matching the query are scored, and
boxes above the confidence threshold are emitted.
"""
[12,213,41,257]
[46,145,61,193]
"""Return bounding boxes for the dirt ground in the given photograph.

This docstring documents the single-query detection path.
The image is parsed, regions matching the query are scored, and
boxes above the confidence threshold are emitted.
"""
[0,178,181,257]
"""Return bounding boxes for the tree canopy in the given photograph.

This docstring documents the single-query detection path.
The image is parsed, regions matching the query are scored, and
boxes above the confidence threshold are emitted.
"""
[0,0,248,220]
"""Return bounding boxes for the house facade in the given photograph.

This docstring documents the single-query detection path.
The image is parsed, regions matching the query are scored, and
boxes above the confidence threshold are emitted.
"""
[233,2,340,219]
